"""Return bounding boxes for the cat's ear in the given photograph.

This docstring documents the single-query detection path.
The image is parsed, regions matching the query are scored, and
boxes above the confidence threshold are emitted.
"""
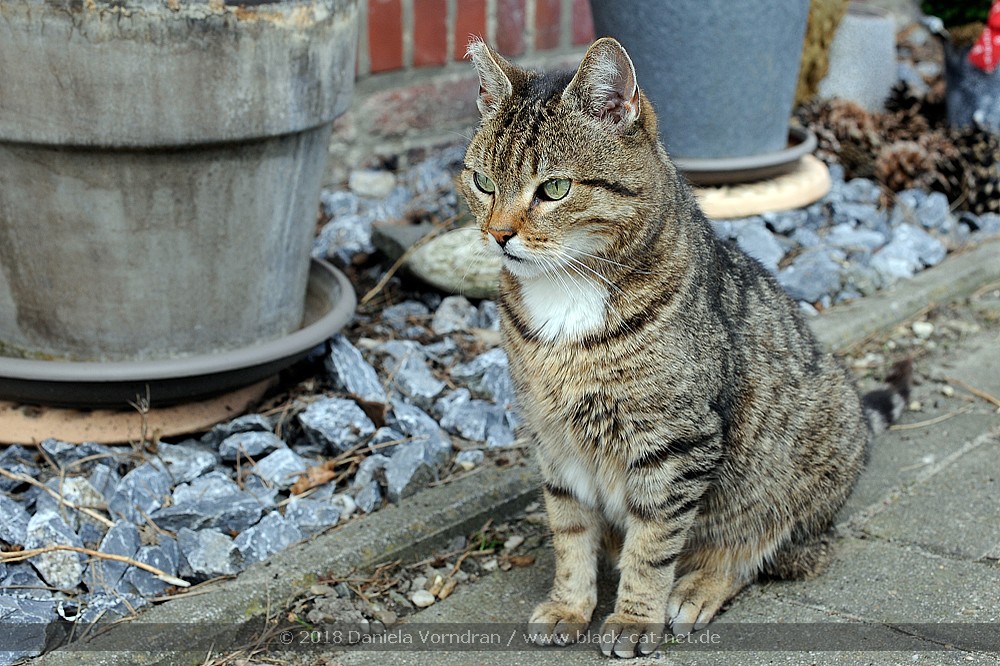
[563,37,641,130]
[467,39,514,117]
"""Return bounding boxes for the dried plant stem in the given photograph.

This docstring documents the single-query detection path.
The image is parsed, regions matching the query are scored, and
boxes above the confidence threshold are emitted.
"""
[890,405,974,431]
[0,467,114,529]
[359,215,456,306]
[0,544,190,588]
[946,376,1000,409]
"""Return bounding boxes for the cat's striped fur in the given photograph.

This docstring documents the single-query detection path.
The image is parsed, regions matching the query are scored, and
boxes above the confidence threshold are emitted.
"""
[459,38,911,658]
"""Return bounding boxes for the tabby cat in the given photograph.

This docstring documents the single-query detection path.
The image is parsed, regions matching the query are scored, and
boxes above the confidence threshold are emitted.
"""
[459,38,911,658]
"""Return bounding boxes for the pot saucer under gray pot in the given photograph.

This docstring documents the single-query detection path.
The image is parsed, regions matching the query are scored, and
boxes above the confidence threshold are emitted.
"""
[0,0,359,371]
[588,0,809,160]
[0,0,358,404]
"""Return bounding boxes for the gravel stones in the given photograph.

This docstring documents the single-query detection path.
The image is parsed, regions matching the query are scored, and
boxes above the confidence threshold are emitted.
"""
[354,481,383,513]
[824,224,887,252]
[299,397,377,453]
[378,341,446,408]
[33,477,105,531]
[384,442,439,503]
[85,521,140,594]
[410,589,436,608]
[24,509,85,590]
[0,493,31,547]
[436,389,515,447]
[156,442,218,484]
[0,446,38,492]
[122,538,181,598]
[107,461,172,524]
[284,497,341,536]
[39,440,116,471]
[450,348,516,407]
[871,223,947,283]
[251,448,310,490]
[431,295,479,335]
[207,413,273,442]
[778,247,845,304]
[151,473,265,534]
[218,431,286,462]
[725,217,786,271]
[381,301,431,335]
[349,168,397,198]
[386,402,452,462]
[234,512,303,565]
[326,334,387,404]
[177,528,243,578]
[0,595,57,662]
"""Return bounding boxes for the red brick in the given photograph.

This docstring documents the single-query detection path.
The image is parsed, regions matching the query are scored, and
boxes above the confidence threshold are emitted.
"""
[359,73,481,139]
[571,0,594,45]
[454,0,487,60]
[535,0,561,51]
[496,0,526,57]
[413,0,449,67]
[368,0,404,73]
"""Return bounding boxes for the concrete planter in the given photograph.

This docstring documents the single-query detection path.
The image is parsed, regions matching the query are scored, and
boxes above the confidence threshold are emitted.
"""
[819,2,897,111]
[0,0,359,362]
[588,0,809,160]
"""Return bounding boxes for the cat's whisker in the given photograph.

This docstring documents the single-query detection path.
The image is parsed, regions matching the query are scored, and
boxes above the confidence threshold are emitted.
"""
[558,254,633,335]
[556,250,628,298]
[459,233,492,295]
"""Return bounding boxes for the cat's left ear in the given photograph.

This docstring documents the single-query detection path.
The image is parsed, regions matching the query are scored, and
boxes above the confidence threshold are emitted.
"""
[563,37,641,130]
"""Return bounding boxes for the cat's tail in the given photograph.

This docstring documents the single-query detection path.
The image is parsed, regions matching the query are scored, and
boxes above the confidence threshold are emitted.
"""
[862,359,913,434]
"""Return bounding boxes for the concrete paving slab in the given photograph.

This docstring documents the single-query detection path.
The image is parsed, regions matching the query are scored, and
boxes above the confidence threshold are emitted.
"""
[767,537,1000,647]
[861,429,1000,560]
[328,543,995,666]
[838,319,1000,528]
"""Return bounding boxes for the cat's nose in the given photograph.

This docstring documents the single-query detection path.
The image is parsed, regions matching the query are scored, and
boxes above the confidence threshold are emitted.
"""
[489,228,516,248]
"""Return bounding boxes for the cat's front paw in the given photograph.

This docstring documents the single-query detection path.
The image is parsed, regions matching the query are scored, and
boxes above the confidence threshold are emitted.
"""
[666,569,738,636]
[597,612,665,658]
[527,601,591,647]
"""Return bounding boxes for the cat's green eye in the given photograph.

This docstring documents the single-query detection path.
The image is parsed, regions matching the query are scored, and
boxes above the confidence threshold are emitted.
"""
[473,171,496,194]
[540,178,571,201]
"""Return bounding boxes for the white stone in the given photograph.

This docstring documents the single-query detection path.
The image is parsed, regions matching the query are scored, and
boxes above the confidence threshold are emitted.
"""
[348,169,397,198]
[408,228,500,299]
[912,321,934,339]
[411,589,436,608]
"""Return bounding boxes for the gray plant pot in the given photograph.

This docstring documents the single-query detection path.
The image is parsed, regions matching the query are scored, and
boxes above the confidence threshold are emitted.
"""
[0,0,359,362]
[588,0,809,160]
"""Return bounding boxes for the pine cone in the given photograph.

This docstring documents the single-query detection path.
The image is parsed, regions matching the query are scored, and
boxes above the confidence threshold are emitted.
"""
[948,122,1000,214]
[874,140,938,194]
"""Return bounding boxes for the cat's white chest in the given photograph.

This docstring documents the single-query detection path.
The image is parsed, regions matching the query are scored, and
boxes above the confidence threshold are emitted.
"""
[519,271,607,342]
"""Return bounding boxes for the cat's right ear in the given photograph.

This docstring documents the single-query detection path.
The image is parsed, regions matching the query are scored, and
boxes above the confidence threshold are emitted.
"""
[563,37,641,130]
[467,39,514,117]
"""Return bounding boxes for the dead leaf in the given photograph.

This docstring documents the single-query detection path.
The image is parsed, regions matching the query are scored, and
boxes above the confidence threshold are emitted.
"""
[290,462,337,495]
[505,554,535,568]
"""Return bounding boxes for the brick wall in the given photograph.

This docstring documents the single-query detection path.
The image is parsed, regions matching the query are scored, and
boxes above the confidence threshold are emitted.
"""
[327,0,595,185]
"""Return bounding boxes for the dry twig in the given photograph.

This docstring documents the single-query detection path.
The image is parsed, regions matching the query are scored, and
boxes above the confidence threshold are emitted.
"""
[946,376,1000,409]
[0,467,114,529]
[359,215,457,306]
[890,405,974,431]
[0,544,189,588]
